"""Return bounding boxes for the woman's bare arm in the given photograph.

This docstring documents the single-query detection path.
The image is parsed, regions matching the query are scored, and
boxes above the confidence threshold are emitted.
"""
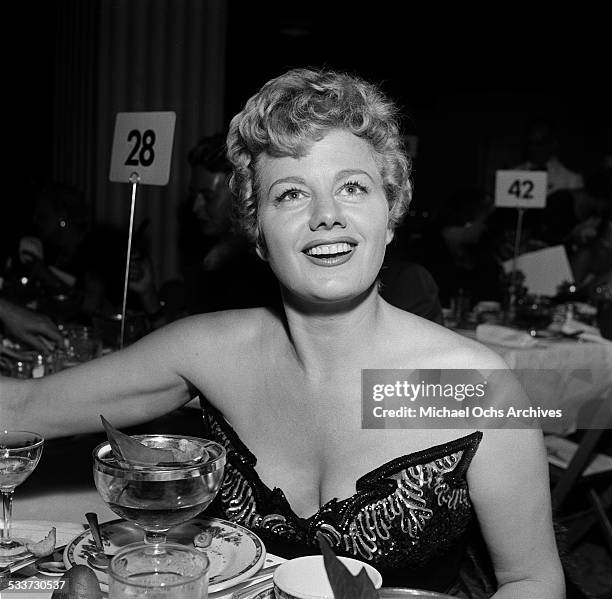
[469,428,564,598]
[0,314,233,438]
[437,339,565,598]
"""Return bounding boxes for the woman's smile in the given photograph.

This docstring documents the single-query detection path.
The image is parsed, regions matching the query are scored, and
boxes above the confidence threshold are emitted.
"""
[301,238,358,267]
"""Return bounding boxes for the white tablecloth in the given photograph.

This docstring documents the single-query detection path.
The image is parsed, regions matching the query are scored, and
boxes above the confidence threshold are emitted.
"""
[458,329,612,433]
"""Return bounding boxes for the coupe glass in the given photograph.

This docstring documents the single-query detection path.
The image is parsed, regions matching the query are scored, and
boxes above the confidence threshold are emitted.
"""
[93,435,225,544]
[0,431,44,564]
[109,542,209,598]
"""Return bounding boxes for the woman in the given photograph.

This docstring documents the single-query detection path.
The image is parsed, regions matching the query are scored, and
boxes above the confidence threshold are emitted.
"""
[1,68,563,597]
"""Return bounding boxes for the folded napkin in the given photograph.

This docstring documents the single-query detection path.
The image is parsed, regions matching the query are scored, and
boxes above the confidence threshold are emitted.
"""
[560,319,600,337]
[476,324,538,349]
[577,332,612,345]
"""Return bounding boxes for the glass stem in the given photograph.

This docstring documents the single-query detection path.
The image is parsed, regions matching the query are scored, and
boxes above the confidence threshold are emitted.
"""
[1,490,14,544]
[143,530,167,544]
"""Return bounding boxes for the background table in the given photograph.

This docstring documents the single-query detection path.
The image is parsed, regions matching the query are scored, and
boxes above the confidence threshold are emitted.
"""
[457,330,612,434]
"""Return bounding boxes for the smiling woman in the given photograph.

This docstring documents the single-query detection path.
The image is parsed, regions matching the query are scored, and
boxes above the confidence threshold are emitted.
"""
[1,68,564,598]
[227,69,410,308]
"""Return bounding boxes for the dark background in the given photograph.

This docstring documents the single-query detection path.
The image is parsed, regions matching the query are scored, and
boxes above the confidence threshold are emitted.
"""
[8,2,612,257]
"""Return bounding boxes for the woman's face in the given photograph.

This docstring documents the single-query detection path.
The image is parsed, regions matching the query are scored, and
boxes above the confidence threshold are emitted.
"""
[256,129,393,304]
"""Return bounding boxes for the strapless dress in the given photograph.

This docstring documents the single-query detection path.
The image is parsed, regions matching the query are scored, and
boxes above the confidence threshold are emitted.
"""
[199,397,496,597]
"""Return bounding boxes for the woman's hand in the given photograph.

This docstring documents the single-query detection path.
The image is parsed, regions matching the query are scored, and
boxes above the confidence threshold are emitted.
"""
[0,299,63,352]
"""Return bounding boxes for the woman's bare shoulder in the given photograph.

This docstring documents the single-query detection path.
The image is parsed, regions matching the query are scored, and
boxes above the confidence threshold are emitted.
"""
[160,307,276,350]
[383,303,508,370]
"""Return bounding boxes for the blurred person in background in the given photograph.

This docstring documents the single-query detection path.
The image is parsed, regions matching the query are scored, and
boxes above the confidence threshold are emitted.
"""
[563,165,612,253]
[414,187,504,309]
[569,166,612,339]
[379,235,444,324]
[128,134,282,330]
[180,133,280,313]
[1,183,129,319]
[0,297,63,352]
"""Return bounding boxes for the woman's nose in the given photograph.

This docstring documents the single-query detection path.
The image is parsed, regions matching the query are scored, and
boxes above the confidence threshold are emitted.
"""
[308,195,347,231]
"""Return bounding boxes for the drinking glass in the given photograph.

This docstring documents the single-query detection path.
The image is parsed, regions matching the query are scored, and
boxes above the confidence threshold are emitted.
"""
[109,542,209,598]
[62,325,102,365]
[93,435,225,544]
[0,431,44,564]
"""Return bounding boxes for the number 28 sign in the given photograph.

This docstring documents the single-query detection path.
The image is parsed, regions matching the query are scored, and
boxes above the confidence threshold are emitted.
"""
[494,170,547,209]
[109,112,176,186]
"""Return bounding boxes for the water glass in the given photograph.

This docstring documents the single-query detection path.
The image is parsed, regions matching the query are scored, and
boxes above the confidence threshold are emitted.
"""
[63,325,101,364]
[109,542,209,598]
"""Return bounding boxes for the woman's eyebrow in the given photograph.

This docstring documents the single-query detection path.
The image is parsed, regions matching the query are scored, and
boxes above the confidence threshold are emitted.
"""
[335,169,375,182]
[267,176,307,194]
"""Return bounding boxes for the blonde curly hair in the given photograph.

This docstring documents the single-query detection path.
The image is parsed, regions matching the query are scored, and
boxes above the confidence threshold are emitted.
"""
[226,67,412,245]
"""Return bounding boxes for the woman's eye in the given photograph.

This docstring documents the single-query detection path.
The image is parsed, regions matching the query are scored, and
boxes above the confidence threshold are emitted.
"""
[275,188,306,203]
[339,181,368,197]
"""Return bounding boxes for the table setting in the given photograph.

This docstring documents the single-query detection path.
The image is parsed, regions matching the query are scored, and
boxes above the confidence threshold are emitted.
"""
[2,518,286,598]
[1,424,284,598]
[1,422,462,598]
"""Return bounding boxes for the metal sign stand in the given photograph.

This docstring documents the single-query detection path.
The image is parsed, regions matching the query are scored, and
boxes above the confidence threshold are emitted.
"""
[507,207,525,323]
[109,112,176,349]
[119,172,140,348]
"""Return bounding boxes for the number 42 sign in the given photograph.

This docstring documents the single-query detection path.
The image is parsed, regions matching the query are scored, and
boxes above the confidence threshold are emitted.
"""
[109,112,176,186]
[494,170,547,209]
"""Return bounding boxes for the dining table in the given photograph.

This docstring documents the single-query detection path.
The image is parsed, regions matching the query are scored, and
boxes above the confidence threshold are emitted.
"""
[454,326,612,434]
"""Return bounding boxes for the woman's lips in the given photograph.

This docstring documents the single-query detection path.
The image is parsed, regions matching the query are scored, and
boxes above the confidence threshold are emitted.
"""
[302,242,356,266]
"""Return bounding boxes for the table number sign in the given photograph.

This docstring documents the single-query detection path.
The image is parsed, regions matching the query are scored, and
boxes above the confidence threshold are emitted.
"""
[109,112,176,185]
[108,111,176,347]
[494,170,547,209]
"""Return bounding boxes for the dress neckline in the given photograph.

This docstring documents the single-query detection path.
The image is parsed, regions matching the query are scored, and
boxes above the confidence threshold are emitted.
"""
[200,397,482,522]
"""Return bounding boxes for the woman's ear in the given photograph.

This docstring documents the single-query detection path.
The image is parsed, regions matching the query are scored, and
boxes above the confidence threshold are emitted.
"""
[255,234,268,261]
[386,227,395,246]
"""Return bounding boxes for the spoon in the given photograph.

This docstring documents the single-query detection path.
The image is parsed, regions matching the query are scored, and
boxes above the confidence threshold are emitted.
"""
[85,512,111,570]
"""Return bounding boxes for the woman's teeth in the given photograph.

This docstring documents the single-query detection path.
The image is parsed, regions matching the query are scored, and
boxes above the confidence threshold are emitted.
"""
[304,242,354,256]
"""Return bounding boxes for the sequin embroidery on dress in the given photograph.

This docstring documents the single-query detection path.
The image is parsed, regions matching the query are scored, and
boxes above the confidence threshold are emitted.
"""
[200,397,482,571]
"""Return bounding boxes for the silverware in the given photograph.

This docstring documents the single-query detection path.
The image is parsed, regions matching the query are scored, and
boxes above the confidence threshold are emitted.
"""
[85,512,111,570]
[229,562,281,599]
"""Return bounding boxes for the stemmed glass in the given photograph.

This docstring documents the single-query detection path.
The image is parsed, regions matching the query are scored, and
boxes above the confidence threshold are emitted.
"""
[0,431,44,564]
[93,435,225,544]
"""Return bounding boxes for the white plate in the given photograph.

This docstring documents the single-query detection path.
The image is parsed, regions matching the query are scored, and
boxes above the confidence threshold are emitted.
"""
[63,517,266,593]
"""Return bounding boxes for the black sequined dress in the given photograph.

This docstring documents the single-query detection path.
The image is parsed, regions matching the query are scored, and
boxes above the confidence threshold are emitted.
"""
[200,397,496,597]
